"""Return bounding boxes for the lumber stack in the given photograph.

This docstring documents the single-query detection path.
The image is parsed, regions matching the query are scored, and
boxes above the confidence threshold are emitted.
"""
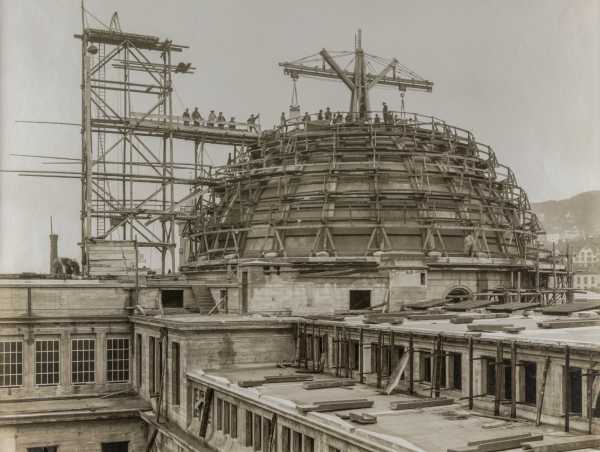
[448,433,543,452]
[297,398,373,413]
[302,379,355,390]
[390,397,454,410]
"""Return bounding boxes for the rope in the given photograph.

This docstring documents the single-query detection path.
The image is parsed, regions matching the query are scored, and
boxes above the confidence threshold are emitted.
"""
[83,7,110,30]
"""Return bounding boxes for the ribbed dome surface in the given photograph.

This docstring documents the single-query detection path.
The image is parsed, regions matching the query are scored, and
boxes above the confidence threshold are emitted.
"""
[188,113,542,262]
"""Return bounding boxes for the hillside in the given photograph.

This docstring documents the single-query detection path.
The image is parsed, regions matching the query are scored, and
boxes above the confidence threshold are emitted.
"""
[532,191,600,237]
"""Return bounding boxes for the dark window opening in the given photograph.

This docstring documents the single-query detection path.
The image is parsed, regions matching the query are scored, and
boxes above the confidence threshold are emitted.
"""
[253,413,262,451]
[231,405,238,438]
[171,342,180,405]
[452,353,462,390]
[262,417,271,452]
[245,411,253,447]
[485,357,496,396]
[136,334,142,388]
[28,448,58,452]
[292,431,302,452]
[486,357,511,400]
[101,442,129,452]
[216,398,223,430]
[282,426,291,452]
[304,435,315,452]
[349,290,371,310]
[524,361,537,405]
[149,337,155,393]
[420,272,427,286]
[219,288,228,313]
[224,401,230,435]
[161,290,184,308]
[569,367,583,415]
[421,352,432,383]
[349,341,359,370]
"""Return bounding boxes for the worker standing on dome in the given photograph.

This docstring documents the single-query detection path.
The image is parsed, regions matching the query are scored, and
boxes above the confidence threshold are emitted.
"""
[217,112,225,128]
[207,110,216,127]
[191,107,201,127]
[182,108,190,126]
[324,107,332,121]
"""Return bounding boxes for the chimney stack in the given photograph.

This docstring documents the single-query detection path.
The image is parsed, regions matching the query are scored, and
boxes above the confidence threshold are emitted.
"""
[49,217,58,273]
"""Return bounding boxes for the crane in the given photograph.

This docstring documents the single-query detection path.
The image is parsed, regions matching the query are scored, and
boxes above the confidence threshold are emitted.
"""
[279,30,433,119]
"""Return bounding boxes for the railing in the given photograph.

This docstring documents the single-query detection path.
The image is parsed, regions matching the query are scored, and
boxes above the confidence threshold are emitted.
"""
[129,112,260,134]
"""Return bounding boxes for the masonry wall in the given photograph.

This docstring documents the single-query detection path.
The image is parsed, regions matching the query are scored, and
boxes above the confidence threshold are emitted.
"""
[133,321,296,433]
[0,320,133,400]
[0,418,145,452]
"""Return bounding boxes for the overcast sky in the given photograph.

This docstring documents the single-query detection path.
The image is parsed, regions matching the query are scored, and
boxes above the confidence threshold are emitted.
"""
[1,0,599,273]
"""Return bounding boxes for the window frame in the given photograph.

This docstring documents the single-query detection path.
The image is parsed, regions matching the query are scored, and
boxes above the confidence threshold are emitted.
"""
[0,340,23,388]
[35,338,60,386]
[106,337,130,383]
[71,337,96,385]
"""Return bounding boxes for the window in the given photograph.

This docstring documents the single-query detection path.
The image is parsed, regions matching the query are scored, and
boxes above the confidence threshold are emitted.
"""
[524,361,537,405]
[149,337,155,393]
[349,290,371,310]
[304,436,315,452]
[231,405,238,438]
[101,442,128,452]
[35,339,60,385]
[224,401,231,435]
[282,426,291,452]
[262,417,271,452]
[161,289,184,308]
[106,338,129,383]
[292,431,302,452]
[245,411,253,447]
[28,447,58,452]
[171,342,180,405]
[71,338,95,384]
[451,352,462,390]
[253,413,262,451]
[568,367,583,415]
[0,341,23,387]
[420,352,432,383]
[217,398,223,430]
[136,334,142,388]
[420,272,427,285]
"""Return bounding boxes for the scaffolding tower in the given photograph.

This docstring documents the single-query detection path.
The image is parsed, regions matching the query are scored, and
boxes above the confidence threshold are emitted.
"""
[76,15,258,276]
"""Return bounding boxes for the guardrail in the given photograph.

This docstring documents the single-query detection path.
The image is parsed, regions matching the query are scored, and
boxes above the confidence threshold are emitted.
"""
[130,112,261,133]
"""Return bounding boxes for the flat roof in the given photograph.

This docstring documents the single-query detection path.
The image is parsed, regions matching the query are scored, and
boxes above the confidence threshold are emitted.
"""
[190,366,585,452]
[0,394,150,425]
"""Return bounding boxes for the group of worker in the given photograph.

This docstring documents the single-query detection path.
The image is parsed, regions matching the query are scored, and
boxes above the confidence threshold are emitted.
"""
[290,102,397,127]
[181,108,260,132]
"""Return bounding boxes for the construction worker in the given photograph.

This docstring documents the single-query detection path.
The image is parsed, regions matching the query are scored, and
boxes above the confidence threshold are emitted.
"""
[217,112,225,128]
[382,101,389,123]
[335,112,343,123]
[302,112,311,123]
[228,117,236,130]
[280,112,286,129]
[345,112,352,123]
[207,110,216,127]
[374,113,381,125]
[248,113,260,133]
[324,107,332,121]
[191,107,201,127]
[317,109,324,121]
[182,108,190,126]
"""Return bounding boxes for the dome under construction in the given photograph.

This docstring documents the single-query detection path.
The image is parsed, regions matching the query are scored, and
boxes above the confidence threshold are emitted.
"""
[183,34,543,265]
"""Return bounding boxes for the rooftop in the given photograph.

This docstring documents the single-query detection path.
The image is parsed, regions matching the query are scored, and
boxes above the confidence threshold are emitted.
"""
[190,365,590,452]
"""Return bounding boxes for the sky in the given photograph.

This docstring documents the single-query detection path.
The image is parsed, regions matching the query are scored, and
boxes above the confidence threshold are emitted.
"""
[1,0,599,273]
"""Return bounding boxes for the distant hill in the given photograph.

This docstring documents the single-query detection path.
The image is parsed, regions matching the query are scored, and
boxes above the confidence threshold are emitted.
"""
[532,191,600,238]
